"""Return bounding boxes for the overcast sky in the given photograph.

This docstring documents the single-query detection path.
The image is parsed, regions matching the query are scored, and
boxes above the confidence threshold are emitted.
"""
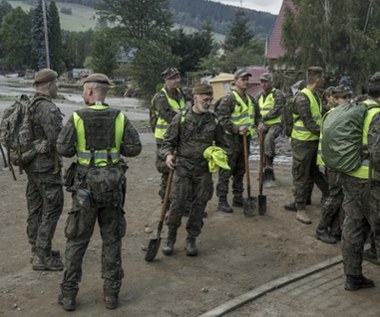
[209,0,282,15]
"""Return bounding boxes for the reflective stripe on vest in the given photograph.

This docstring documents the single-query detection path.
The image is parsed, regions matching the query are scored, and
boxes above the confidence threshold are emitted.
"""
[228,91,255,136]
[73,105,124,167]
[154,88,186,139]
[291,88,322,141]
[347,100,380,179]
[258,88,282,126]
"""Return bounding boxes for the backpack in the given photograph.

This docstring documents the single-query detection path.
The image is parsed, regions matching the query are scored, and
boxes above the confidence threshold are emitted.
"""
[282,95,297,137]
[321,102,374,173]
[0,94,36,167]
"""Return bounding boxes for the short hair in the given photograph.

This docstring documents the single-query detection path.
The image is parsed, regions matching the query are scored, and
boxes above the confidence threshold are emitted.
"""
[306,66,324,84]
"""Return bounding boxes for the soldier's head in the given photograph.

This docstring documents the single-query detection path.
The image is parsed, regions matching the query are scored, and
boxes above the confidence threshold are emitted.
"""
[259,72,273,92]
[367,72,380,99]
[161,67,181,91]
[192,83,213,113]
[82,73,112,105]
[233,68,251,92]
[306,66,325,88]
[33,68,58,98]
[331,85,352,106]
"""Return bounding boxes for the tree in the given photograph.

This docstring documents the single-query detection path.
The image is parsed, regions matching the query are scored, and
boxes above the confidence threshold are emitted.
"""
[224,9,254,51]
[0,7,34,71]
[32,0,50,69]
[49,1,65,74]
[281,0,380,90]
[85,27,118,75]
[0,0,12,25]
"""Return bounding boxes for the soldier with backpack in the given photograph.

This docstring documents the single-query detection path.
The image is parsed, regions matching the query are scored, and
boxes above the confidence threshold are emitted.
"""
[25,69,64,271]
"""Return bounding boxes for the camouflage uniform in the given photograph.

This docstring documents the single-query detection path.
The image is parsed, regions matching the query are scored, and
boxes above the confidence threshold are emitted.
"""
[342,98,380,276]
[291,92,328,211]
[216,92,262,201]
[24,94,64,260]
[57,106,141,299]
[152,88,186,199]
[160,109,228,239]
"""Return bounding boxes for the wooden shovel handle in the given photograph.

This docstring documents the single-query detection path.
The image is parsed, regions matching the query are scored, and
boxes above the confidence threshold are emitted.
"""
[159,155,175,221]
[243,134,251,196]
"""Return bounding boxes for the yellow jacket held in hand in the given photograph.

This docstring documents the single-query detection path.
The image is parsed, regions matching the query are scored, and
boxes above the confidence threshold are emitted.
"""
[203,146,230,173]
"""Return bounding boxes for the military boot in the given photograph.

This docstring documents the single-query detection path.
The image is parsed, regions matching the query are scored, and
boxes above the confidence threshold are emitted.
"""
[315,227,336,244]
[232,195,243,207]
[295,210,311,224]
[58,293,77,311]
[32,254,64,271]
[185,237,198,256]
[217,196,233,213]
[104,294,119,309]
[344,274,375,291]
[162,231,176,256]
[363,246,380,265]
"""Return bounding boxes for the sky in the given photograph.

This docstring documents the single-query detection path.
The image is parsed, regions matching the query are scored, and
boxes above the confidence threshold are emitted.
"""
[209,0,283,15]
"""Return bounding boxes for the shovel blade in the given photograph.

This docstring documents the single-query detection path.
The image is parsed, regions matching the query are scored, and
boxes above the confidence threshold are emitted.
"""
[258,194,267,215]
[243,196,257,217]
[144,237,161,262]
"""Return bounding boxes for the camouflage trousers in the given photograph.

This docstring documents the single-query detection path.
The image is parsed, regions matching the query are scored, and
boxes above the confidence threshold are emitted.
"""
[291,139,329,210]
[60,193,126,296]
[155,140,169,200]
[341,175,372,275]
[166,163,213,238]
[370,180,380,261]
[264,124,282,159]
[217,134,249,198]
[319,169,344,234]
[25,169,63,257]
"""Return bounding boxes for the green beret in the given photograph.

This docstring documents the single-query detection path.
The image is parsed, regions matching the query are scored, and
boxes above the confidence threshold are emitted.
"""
[192,83,213,96]
[33,68,58,84]
[161,67,180,80]
[82,73,112,85]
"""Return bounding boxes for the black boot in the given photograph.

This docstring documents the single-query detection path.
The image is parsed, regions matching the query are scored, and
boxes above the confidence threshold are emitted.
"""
[217,196,233,213]
[284,202,297,212]
[185,237,198,256]
[58,293,77,311]
[232,195,243,207]
[315,227,336,244]
[162,231,176,256]
[344,274,374,291]
[104,294,119,309]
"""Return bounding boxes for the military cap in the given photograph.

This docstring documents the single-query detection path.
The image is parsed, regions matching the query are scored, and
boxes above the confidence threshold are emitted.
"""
[192,83,213,96]
[234,68,252,79]
[259,72,273,82]
[332,85,352,98]
[82,73,112,85]
[33,68,58,84]
[368,72,380,86]
[161,67,180,80]
[324,86,335,97]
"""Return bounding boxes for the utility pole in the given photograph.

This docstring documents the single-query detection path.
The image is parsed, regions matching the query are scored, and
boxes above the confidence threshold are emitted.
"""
[41,0,50,68]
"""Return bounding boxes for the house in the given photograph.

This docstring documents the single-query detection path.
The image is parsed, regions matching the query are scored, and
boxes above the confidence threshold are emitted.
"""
[246,66,269,98]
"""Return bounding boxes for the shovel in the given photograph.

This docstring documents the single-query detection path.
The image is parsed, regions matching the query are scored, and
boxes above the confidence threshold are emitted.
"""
[242,133,257,217]
[145,168,174,262]
[258,130,267,215]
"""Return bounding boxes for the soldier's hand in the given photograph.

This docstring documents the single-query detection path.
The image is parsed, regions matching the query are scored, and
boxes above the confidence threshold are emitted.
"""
[239,126,249,135]
[166,154,176,170]
[258,123,266,134]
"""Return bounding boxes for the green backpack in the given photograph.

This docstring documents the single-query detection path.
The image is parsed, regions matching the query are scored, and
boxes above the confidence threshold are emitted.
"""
[321,102,369,173]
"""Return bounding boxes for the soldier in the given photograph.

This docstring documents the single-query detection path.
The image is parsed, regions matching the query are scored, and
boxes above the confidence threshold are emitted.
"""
[257,72,285,182]
[341,72,380,291]
[26,69,64,271]
[315,85,351,244]
[216,68,264,213]
[57,73,142,310]
[151,67,186,202]
[160,83,228,256]
[285,66,329,224]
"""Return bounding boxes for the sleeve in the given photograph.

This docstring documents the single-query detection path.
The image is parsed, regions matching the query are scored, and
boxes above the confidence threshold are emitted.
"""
[120,113,142,157]
[294,92,320,135]
[214,120,229,152]
[56,115,77,158]
[216,94,239,134]
[160,113,181,158]
[263,89,285,121]
[153,92,178,123]
[368,114,380,173]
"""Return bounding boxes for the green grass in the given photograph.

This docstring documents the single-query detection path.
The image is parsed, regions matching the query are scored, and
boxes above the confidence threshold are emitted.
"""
[8,1,98,31]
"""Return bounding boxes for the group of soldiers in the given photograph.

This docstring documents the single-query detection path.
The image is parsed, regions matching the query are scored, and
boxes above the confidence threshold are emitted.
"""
[152,65,380,294]
[7,64,380,312]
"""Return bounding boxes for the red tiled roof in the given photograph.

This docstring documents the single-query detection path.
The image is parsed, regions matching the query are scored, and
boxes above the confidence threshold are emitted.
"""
[266,0,297,60]
[246,66,268,84]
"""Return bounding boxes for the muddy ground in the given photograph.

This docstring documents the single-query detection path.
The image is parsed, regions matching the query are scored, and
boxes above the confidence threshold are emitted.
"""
[0,94,340,317]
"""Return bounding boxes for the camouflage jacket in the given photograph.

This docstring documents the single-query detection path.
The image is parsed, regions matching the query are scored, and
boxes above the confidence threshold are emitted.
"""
[294,91,322,136]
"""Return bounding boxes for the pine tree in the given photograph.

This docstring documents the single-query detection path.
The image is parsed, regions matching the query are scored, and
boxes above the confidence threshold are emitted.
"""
[224,9,254,52]
[49,1,65,74]
[32,0,50,69]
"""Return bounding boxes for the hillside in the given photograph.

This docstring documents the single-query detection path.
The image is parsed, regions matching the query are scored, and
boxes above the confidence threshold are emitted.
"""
[8,0,276,37]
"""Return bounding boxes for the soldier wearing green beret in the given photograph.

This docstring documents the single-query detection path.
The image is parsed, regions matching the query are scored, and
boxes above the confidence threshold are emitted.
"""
[26,68,65,272]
